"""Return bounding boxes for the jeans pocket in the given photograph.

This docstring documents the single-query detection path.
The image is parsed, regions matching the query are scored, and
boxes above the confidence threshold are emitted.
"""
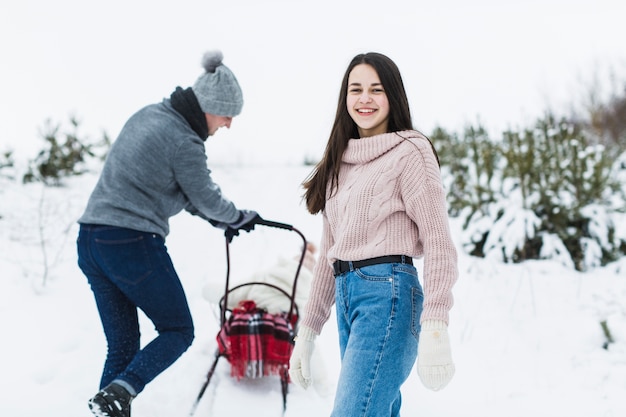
[355,263,393,281]
[95,233,154,285]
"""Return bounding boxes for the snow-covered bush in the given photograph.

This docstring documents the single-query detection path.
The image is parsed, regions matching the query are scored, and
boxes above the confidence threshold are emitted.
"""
[0,149,15,180]
[0,149,16,220]
[22,116,110,186]
[435,114,626,271]
[432,124,502,217]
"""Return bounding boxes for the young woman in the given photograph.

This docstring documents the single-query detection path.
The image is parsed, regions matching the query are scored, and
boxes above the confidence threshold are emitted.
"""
[289,52,458,416]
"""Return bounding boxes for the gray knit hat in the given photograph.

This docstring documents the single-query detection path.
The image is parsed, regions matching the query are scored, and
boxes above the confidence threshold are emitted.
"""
[192,50,243,117]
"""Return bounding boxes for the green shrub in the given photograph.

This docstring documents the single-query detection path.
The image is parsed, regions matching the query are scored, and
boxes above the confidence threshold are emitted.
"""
[0,150,14,180]
[23,116,110,186]
[436,113,625,271]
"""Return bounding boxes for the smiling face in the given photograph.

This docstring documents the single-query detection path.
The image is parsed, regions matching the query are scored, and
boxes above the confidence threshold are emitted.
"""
[346,63,390,138]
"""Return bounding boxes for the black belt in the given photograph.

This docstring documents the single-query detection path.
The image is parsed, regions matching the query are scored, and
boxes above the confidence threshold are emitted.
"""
[332,255,413,276]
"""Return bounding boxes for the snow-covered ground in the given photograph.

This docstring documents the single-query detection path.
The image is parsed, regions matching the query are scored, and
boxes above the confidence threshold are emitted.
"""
[1,164,625,416]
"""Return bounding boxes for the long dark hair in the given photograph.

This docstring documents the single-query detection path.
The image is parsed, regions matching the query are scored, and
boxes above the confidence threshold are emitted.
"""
[302,52,414,214]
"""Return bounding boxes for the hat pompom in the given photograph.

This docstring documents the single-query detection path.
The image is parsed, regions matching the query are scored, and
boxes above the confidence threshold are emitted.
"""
[201,50,224,73]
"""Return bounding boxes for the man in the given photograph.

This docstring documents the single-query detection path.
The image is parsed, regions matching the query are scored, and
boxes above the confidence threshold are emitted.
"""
[77,50,260,417]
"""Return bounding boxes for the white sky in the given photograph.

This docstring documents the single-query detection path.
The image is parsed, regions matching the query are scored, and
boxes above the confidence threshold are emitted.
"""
[1,0,625,164]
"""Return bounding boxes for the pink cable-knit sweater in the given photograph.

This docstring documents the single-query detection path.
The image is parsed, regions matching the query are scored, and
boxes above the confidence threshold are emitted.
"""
[301,130,458,335]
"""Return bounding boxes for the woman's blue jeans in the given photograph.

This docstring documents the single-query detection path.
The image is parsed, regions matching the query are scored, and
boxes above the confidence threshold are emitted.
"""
[77,224,194,395]
[332,262,423,417]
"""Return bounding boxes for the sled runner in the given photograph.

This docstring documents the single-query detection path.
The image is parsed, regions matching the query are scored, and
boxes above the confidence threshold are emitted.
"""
[190,219,308,416]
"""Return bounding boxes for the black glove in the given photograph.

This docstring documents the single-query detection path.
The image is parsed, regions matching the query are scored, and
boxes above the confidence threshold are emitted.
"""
[211,210,262,242]
[209,219,229,230]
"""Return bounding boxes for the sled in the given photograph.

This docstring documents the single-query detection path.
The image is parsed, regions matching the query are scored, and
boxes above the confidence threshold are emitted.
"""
[189,219,308,416]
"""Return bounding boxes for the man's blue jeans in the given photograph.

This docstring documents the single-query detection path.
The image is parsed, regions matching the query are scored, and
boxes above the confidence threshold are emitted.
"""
[77,224,194,394]
[332,262,423,417]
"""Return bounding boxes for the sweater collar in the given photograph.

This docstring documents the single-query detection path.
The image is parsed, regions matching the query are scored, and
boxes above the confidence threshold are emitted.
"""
[342,130,420,164]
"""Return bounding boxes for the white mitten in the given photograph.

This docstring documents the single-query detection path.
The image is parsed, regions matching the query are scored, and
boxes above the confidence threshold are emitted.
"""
[289,326,317,389]
[417,320,455,391]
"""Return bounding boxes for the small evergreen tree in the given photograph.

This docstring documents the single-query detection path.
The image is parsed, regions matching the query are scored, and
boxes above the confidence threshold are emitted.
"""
[23,116,110,186]
[0,149,15,180]
[450,113,625,271]
[0,149,16,220]
[431,126,469,217]
[432,122,502,220]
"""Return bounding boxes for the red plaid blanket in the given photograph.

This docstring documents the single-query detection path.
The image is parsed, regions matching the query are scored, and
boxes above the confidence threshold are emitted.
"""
[217,300,296,380]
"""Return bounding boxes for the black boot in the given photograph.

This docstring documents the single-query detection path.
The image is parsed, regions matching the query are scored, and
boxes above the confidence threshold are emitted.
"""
[88,382,134,417]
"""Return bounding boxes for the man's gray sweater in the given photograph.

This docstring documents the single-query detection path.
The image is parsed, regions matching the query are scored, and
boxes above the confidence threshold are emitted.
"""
[78,99,239,237]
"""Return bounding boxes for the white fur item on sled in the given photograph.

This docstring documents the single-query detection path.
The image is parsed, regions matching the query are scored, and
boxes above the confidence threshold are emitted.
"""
[202,244,315,316]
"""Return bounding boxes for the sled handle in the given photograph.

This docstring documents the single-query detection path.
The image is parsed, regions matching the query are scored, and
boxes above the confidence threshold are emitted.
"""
[221,219,308,327]
[256,218,295,230]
